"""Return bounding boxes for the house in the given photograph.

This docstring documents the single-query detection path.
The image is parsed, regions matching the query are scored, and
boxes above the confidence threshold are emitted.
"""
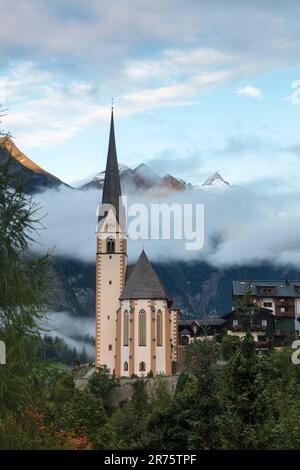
[222,307,275,351]
[233,280,300,343]
[178,318,226,345]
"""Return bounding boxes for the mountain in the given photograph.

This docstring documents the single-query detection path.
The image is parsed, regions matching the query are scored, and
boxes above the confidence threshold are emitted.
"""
[0,137,68,193]
[80,162,189,194]
[202,171,230,189]
[49,257,300,320]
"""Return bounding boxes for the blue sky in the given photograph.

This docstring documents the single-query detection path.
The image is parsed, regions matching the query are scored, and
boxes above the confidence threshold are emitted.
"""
[1,0,300,186]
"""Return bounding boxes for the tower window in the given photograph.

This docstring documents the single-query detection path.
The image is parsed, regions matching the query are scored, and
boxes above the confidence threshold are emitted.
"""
[124,361,128,371]
[123,310,129,346]
[138,310,146,346]
[108,345,112,351]
[139,361,146,372]
[156,310,163,346]
[107,238,115,254]
[109,280,112,285]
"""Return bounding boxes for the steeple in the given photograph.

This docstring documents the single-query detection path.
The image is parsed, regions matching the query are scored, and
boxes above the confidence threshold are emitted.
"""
[101,107,122,222]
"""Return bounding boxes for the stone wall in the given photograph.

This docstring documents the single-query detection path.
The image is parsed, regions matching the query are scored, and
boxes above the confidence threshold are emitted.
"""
[74,375,179,407]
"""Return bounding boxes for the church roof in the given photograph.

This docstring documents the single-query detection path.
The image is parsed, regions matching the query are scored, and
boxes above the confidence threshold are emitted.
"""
[120,250,169,300]
[100,108,122,223]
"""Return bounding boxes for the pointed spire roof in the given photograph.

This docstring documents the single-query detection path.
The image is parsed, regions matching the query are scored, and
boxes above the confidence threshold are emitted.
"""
[120,250,168,300]
[101,108,122,222]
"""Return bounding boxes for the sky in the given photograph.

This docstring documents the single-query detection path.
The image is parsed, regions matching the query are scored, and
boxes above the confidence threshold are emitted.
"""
[1,0,300,187]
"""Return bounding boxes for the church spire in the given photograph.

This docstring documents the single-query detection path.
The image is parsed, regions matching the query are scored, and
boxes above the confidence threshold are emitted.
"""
[101,107,122,222]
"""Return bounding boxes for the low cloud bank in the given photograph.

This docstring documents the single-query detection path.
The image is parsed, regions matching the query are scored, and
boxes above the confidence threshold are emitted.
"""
[32,182,300,268]
[42,311,95,358]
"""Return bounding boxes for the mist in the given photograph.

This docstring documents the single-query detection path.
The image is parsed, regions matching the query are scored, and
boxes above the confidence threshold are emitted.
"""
[42,311,95,359]
[31,182,300,268]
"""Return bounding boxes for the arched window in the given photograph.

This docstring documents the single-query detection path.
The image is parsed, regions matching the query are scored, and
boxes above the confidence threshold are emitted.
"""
[139,361,146,372]
[107,238,115,254]
[124,361,128,371]
[123,310,129,346]
[156,310,163,346]
[138,310,146,346]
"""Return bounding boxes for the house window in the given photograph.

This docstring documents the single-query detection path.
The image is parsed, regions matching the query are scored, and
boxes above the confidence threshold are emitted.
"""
[107,238,115,254]
[139,310,146,346]
[156,310,163,346]
[262,319,267,327]
[280,307,287,313]
[263,302,272,308]
[258,335,267,342]
[124,361,128,371]
[139,361,146,372]
[232,319,238,327]
[123,310,129,346]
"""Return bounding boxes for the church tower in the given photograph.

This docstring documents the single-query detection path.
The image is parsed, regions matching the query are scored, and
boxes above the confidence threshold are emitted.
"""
[95,109,179,377]
[95,108,127,373]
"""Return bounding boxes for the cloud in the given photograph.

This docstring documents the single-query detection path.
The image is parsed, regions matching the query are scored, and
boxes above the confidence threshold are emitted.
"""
[31,180,300,270]
[237,86,262,99]
[145,134,296,187]
[286,80,300,104]
[0,62,108,148]
[1,1,300,149]
[42,311,95,357]
[0,59,258,149]
[1,1,300,69]
[0,60,240,149]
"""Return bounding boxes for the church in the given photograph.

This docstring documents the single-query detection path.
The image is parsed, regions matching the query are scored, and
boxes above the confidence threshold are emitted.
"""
[95,109,180,377]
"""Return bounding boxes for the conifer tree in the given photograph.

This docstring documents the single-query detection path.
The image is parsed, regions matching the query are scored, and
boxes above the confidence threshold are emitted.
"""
[0,127,49,447]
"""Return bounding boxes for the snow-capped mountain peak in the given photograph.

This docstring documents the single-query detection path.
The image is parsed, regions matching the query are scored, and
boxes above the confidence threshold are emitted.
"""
[202,172,230,188]
[94,162,130,182]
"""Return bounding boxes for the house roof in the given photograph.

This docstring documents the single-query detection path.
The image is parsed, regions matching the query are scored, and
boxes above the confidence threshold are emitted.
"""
[233,280,300,298]
[179,318,226,327]
[180,328,191,335]
[222,307,274,319]
[120,250,169,300]
[198,318,226,326]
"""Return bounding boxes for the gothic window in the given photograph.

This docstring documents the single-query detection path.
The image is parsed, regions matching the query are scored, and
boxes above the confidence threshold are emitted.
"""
[139,361,146,372]
[123,310,129,346]
[138,310,146,346]
[124,361,128,371]
[107,238,115,254]
[156,310,163,346]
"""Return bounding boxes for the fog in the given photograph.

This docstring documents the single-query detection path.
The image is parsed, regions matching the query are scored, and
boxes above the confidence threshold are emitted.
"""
[42,311,95,359]
[32,182,300,268]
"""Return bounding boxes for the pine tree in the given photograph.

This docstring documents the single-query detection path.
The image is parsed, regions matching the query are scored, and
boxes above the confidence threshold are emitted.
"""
[0,132,50,448]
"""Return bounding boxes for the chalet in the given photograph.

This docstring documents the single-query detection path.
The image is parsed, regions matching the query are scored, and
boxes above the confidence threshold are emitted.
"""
[178,318,226,345]
[232,280,300,343]
[222,307,275,351]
